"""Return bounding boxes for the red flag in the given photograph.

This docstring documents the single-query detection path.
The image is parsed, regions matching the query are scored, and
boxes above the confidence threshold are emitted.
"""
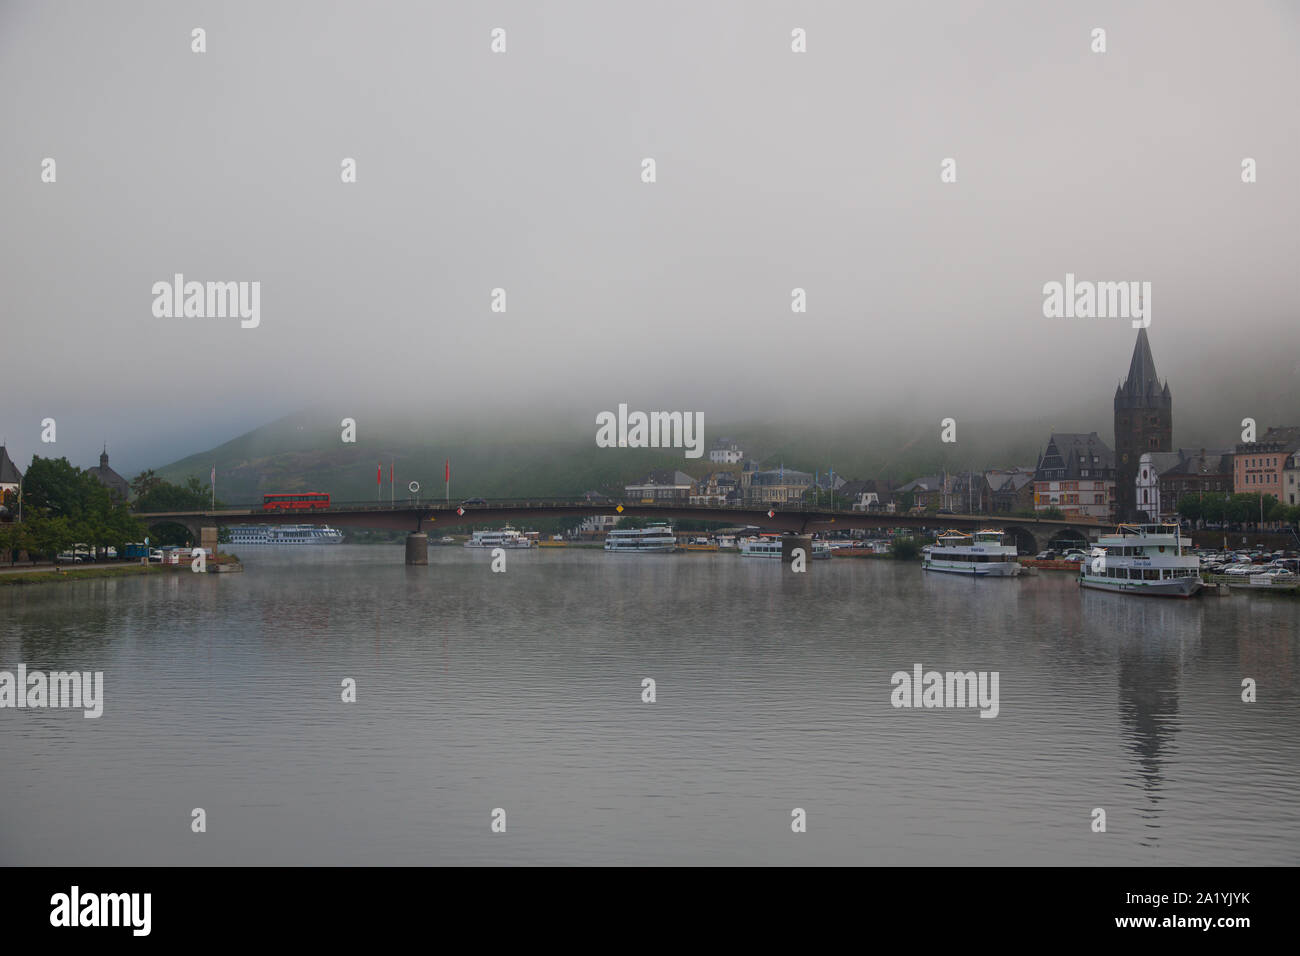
[390,460,394,485]
[377,464,381,485]
[445,459,450,482]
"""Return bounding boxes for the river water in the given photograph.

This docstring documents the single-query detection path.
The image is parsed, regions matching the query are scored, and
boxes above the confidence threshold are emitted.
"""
[2,546,1297,865]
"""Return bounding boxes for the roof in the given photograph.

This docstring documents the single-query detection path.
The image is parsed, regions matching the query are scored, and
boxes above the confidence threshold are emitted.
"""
[0,446,22,484]
[1035,432,1115,481]
[750,468,813,486]
[1257,426,1300,452]
[1157,448,1235,476]
[994,473,1035,493]
[627,469,695,487]
[1141,452,1183,475]
[86,448,130,498]
[1115,328,1171,409]
[897,475,943,493]
[948,471,988,490]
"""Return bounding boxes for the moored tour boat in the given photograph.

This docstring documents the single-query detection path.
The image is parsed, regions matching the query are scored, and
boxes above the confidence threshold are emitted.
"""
[604,524,678,553]
[738,535,831,559]
[921,530,1022,577]
[226,524,344,545]
[464,527,534,549]
[1078,523,1202,597]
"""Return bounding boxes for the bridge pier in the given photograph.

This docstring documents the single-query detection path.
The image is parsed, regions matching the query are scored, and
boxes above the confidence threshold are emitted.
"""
[200,526,219,554]
[780,533,814,571]
[405,532,428,565]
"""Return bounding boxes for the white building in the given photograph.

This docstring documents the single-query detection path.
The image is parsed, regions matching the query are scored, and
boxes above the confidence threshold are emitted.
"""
[1284,451,1300,507]
[1136,451,1182,523]
[708,438,744,465]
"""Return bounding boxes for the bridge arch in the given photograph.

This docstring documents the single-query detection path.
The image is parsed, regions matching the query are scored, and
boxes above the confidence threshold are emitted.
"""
[136,516,202,546]
[1046,526,1089,550]
[998,525,1039,555]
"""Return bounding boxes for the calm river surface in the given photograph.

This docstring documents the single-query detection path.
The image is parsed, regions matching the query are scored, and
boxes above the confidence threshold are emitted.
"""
[2,545,1297,865]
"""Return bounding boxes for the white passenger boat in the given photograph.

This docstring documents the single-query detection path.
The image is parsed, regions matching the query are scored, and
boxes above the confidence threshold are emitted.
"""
[226,524,344,545]
[1078,523,1202,597]
[738,535,832,559]
[464,527,534,549]
[604,524,678,553]
[921,530,1022,577]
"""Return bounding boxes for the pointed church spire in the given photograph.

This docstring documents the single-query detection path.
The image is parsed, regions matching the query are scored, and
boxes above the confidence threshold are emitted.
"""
[1123,327,1160,396]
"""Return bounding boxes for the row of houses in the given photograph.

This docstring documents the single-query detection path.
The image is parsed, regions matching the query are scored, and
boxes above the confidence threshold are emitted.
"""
[612,421,1300,526]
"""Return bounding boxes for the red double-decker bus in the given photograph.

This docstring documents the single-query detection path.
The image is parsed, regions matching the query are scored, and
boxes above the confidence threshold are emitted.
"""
[263,492,330,512]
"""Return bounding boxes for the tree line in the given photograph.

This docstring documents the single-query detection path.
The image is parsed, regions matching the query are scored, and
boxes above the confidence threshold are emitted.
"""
[0,457,219,564]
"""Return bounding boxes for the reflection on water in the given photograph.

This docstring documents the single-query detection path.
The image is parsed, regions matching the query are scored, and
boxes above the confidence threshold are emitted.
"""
[1,548,1297,865]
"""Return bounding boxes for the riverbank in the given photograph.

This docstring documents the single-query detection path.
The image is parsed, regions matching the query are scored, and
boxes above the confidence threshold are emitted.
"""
[0,556,242,586]
[0,563,181,586]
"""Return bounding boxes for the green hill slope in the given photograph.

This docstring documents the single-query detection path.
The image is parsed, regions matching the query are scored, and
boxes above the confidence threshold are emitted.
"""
[152,407,1070,507]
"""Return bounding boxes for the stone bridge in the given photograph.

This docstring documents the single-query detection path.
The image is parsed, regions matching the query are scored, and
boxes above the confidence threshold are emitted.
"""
[135,499,1104,559]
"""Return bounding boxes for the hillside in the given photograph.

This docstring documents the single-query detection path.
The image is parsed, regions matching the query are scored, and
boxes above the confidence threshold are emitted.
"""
[152,407,1083,506]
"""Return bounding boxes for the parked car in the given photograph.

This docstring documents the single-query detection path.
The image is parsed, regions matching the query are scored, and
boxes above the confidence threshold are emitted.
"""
[1256,567,1297,581]
[1224,564,1260,576]
[459,497,488,506]
[1035,550,1059,560]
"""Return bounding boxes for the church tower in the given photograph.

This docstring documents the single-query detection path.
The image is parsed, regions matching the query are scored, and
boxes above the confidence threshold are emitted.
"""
[1114,328,1172,521]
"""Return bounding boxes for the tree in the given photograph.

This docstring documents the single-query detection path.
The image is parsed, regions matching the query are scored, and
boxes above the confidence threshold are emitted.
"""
[27,515,74,561]
[1039,507,1064,520]
[890,537,922,560]
[0,522,22,564]
[22,455,142,555]
[1201,496,1226,525]
[1226,494,1256,526]
[21,457,86,519]
[1176,496,1203,524]
[130,469,163,499]
[134,476,220,513]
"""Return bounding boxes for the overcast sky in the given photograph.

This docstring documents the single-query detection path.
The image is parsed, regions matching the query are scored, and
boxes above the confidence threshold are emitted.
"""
[2,0,1298,477]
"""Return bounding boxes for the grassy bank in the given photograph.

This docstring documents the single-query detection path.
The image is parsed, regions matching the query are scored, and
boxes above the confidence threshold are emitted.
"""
[0,558,241,586]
